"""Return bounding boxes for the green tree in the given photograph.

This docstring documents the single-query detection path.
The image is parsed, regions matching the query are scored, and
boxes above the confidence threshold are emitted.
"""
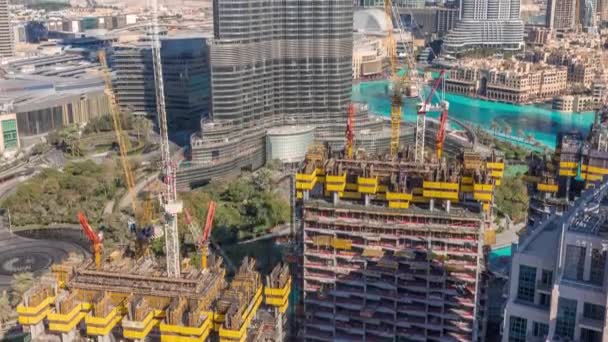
[494,176,529,223]
[132,117,151,143]
[517,128,524,138]
[10,273,33,306]
[503,123,512,136]
[0,293,11,323]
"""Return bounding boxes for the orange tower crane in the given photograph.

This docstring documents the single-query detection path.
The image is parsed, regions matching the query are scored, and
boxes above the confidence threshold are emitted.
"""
[345,104,355,159]
[184,202,219,270]
[78,212,103,271]
[435,102,449,160]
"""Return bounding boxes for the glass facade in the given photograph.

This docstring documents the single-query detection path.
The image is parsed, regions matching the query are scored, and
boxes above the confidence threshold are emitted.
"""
[555,297,577,339]
[508,315,527,342]
[533,321,548,338]
[583,302,605,321]
[1,118,18,150]
[581,328,603,342]
[564,245,586,281]
[589,249,606,286]
[517,265,536,302]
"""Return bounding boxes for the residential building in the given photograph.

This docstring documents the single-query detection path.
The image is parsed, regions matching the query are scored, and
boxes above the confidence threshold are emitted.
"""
[445,59,568,103]
[502,182,608,342]
[0,113,19,156]
[0,0,12,58]
[442,0,524,53]
[552,94,595,112]
[296,150,504,341]
[546,0,577,30]
[525,26,552,46]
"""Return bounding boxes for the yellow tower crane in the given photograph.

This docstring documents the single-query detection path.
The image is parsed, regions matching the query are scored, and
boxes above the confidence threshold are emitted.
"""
[98,51,152,238]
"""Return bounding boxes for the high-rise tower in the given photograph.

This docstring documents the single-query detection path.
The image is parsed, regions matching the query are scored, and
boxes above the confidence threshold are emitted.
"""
[0,0,13,58]
[546,0,577,30]
[177,0,353,186]
[443,0,524,53]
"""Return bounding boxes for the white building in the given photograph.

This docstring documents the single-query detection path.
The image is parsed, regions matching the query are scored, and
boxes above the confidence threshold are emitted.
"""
[502,184,608,342]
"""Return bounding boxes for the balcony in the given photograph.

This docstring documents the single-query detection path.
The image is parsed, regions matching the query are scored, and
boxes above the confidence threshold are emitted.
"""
[536,280,553,292]
[578,315,605,332]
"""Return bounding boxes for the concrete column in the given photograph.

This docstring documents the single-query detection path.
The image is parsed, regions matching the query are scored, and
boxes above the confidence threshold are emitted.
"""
[61,328,78,342]
[98,334,116,342]
[446,200,451,213]
[547,286,560,339]
[303,190,309,201]
[28,321,45,340]
[583,246,593,282]
[429,199,435,211]
[364,194,370,206]
[333,192,339,205]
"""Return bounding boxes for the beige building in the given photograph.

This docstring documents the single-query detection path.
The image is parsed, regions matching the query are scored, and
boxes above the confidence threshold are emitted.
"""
[446,59,567,103]
[352,35,384,80]
[552,95,595,112]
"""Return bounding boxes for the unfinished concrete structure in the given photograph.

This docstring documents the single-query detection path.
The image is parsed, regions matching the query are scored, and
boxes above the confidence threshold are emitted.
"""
[525,107,608,225]
[295,145,504,341]
[17,254,291,342]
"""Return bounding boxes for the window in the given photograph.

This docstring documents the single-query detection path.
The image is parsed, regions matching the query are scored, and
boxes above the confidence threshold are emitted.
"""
[517,265,536,303]
[532,322,548,338]
[555,298,577,339]
[589,249,606,286]
[583,302,605,321]
[1,119,18,150]
[540,269,553,286]
[580,328,602,342]
[539,293,551,308]
[508,316,527,342]
[563,245,585,281]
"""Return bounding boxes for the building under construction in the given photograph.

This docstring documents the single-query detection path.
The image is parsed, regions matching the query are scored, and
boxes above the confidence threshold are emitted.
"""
[16,254,291,342]
[525,107,608,225]
[295,145,504,342]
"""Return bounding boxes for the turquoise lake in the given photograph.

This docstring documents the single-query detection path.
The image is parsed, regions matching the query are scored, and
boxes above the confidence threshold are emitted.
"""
[352,80,596,148]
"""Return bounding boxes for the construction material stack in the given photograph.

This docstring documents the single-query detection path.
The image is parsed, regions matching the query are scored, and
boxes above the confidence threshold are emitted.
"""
[296,145,503,342]
[216,257,263,342]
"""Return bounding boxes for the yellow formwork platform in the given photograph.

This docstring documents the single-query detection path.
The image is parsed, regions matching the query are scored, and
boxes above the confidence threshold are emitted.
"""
[423,181,459,201]
[389,201,410,208]
[325,173,346,192]
[159,314,212,342]
[295,169,317,191]
[386,192,413,201]
[357,177,378,194]
[123,310,165,340]
[536,183,558,193]
[17,295,56,326]
[340,191,362,200]
[559,161,577,168]
[460,185,474,193]
[265,278,291,314]
[473,184,493,192]
[486,162,504,170]
[218,286,263,342]
[48,303,92,333]
[86,305,126,336]
[461,176,473,185]
[582,165,608,175]
[473,192,493,202]
[559,169,577,177]
[582,173,604,181]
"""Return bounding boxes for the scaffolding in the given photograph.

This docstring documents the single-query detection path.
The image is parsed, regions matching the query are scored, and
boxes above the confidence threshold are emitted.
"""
[296,146,499,342]
[16,251,290,342]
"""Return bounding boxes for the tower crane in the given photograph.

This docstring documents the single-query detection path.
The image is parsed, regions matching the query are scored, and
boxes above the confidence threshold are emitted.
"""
[150,0,182,278]
[184,203,236,272]
[98,51,154,255]
[384,0,425,161]
[78,212,103,271]
[345,104,355,159]
[435,101,450,160]
[415,69,448,158]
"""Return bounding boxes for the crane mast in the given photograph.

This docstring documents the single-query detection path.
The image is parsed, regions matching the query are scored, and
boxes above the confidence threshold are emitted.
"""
[384,0,425,161]
[150,0,181,278]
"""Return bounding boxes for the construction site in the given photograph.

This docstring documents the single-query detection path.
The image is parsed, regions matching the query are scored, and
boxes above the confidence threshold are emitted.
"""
[525,107,608,226]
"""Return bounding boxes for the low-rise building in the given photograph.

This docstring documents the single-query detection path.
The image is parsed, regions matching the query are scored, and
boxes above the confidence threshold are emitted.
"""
[0,112,19,157]
[552,95,595,112]
[445,59,567,103]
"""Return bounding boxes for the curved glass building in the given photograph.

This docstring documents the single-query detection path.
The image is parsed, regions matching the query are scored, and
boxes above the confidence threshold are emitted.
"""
[442,0,524,53]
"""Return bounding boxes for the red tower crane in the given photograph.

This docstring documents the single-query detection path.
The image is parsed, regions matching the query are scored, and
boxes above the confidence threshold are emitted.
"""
[78,212,103,271]
[435,103,450,160]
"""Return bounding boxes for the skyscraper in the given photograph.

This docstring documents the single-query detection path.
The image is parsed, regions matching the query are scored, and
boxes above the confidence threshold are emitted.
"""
[177,0,353,186]
[546,0,577,30]
[0,0,13,58]
[442,0,524,53]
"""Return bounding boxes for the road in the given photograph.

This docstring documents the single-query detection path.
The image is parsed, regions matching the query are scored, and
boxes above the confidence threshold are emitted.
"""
[238,225,291,245]
[0,218,87,290]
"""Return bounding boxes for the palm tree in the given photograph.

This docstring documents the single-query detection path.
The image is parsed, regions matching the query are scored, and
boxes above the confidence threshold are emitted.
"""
[526,134,533,143]
[133,117,151,143]
[0,293,11,325]
[504,124,512,137]
[517,128,524,139]
[490,120,499,135]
